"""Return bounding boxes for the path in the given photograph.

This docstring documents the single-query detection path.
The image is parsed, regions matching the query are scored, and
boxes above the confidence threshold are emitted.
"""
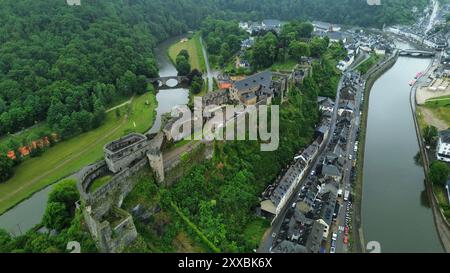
[106,96,134,113]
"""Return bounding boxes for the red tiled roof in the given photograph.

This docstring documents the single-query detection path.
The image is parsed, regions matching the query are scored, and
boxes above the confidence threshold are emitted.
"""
[219,82,232,89]
[7,151,16,160]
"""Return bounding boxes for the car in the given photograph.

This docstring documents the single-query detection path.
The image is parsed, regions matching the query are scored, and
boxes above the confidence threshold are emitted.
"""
[291,202,297,209]
[349,154,353,160]
[310,170,315,176]
[345,226,349,235]
[332,233,338,241]
[331,240,336,248]
[330,247,336,253]
[343,236,349,244]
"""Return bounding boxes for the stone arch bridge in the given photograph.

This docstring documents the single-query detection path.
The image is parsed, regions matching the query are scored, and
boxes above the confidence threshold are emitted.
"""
[147,76,189,89]
[398,49,435,58]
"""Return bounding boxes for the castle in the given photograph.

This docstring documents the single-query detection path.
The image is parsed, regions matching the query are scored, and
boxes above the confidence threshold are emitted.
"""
[76,128,213,252]
[76,132,164,252]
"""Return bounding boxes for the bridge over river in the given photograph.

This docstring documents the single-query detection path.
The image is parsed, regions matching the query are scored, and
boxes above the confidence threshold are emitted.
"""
[398,49,435,58]
[147,76,189,89]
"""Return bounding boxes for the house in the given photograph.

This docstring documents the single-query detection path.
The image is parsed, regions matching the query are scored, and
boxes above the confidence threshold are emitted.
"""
[338,100,355,115]
[261,155,308,217]
[218,82,232,90]
[229,70,273,105]
[316,190,337,238]
[305,221,326,253]
[262,19,282,32]
[312,21,341,32]
[436,130,450,162]
[327,31,347,43]
[321,164,341,181]
[318,96,335,113]
[66,0,81,6]
[271,240,308,253]
[241,37,255,49]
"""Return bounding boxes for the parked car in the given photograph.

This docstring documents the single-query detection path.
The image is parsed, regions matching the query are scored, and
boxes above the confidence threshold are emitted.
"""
[343,236,349,244]
[330,247,336,253]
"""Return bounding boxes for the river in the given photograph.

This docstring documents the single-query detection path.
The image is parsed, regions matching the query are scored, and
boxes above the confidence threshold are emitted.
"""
[361,48,444,252]
[0,36,189,235]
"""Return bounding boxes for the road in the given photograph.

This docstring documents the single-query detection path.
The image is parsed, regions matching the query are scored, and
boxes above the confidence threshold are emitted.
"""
[425,0,439,34]
[334,73,364,253]
[200,37,214,92]
[257,74,345,253]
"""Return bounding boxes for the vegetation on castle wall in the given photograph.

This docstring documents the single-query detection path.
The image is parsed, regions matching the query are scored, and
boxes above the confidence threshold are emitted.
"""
[0,179,96,253]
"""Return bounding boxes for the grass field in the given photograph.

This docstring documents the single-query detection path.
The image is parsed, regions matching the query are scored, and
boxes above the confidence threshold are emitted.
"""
[243,217,270,250]
[0,91,157,214]
[423,106,450,126]
[356,54,382,75]
[425,96,450,108]
[270,60,298,72]
[168,33,206,73]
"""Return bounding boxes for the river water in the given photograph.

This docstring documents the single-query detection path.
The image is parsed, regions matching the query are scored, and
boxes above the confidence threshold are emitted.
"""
[361,52,444,252]
[0,37,188,235]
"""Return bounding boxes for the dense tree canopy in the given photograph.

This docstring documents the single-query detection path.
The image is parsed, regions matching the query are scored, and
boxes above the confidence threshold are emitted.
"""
[0,154,14,183]
[0,0,214,138]
[0,0,427,139]
[200,18,249,66]
[216,0,429,28]
[429,161,449,187]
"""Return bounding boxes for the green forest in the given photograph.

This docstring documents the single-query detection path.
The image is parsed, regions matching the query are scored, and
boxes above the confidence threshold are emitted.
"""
[0,0,425,140]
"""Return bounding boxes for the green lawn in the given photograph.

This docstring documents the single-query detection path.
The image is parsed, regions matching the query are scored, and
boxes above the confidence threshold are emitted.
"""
[88,175,112,193]
[243,217,270,250]
[168,33,206,73]
[270,60,298,72]
[425,97,450,108]
[0,92,157,214]
[356,54,382,75]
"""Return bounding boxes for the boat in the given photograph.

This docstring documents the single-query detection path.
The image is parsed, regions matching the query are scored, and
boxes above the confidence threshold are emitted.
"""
[409,80,416,86]
[414,72,423,79]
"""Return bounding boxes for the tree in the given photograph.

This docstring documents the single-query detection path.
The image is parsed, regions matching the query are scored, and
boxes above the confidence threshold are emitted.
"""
[251,32,278,68]
[0,229,12,252]
[310,37,328,58]
[429,161,449,187]
[178,49,190,60]
[423,125,438,146]
[42,202,70,231]
[289,41,311,61]
[190,76,204,94]
[176,54,191,76]
[48,179,80,216]
[0,154,14,183]
[297,22,314,38]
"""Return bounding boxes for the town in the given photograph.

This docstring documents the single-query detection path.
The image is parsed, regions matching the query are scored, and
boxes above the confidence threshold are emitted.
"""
[0,0,449,256]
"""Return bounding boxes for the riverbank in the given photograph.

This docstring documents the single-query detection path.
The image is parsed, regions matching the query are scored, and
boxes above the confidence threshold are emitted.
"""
[410,62,450,253]
[353,52,399,253]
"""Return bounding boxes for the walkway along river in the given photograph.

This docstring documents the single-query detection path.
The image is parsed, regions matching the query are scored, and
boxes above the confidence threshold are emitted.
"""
[0,36,189,235]
[361,54,444,252]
